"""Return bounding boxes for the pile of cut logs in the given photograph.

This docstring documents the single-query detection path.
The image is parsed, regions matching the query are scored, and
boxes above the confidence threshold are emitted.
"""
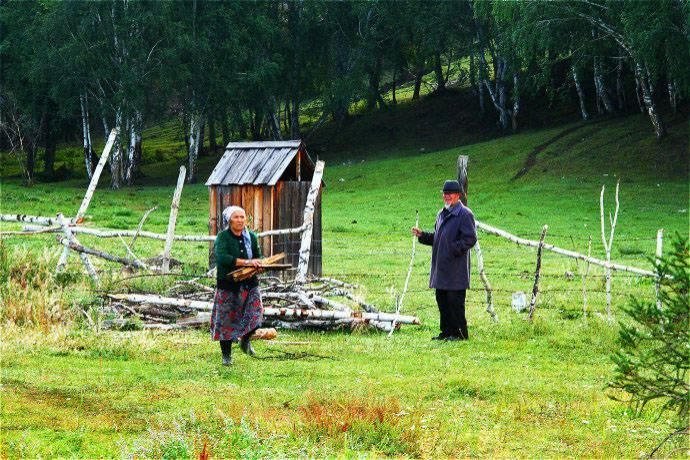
[106,276,420,332]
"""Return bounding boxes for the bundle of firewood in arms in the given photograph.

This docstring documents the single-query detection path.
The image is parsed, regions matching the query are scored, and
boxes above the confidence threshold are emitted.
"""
[105,276,420,333]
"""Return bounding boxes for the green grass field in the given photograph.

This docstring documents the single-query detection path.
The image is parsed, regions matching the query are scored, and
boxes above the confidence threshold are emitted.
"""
[1,109,688,457]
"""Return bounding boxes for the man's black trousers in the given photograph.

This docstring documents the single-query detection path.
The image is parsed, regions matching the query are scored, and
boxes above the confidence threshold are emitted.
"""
[435,289,468,339]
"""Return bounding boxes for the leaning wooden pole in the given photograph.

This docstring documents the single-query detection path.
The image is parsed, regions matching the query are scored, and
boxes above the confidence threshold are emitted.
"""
[162,166,186,273]
[56,128,118,272]
[295,160,325,284]
[389,210,419,337]
[528,225,548,322]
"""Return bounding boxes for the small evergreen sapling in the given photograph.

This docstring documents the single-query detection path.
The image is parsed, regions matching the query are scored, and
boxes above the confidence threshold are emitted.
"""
[610,235,689,432]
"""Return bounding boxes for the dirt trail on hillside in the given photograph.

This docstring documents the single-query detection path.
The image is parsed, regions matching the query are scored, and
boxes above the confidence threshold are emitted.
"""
[511,123,589,180]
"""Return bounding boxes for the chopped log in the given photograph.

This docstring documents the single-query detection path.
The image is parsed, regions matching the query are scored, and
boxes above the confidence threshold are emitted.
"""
[108,293,212,311]
[326,288,379,313]
[475,220,655,277]
[1,214,63,226]
[295,160,325,283]
[229,252,286,281]
[57,129,118,269]
[474,240,498,322]
[252,328,278,340]
[162,166,186,273]
[56,213,99,283]
[311,295,352,312]
[528,225,548,322]
[312,277,359,289]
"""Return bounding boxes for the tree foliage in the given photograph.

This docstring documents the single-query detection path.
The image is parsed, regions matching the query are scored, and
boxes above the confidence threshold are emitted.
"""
[610,235,689,429]
[0,0,687,185]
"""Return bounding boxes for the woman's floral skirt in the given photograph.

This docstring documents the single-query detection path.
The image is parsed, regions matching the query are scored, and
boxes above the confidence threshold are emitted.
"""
[210,286,263,341]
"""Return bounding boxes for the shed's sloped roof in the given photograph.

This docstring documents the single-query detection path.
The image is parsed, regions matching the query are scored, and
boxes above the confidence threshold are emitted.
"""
[205,140,310,186]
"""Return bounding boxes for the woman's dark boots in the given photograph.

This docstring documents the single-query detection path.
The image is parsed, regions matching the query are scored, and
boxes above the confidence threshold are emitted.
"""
[220,340,232,366]
[239,335,255,356]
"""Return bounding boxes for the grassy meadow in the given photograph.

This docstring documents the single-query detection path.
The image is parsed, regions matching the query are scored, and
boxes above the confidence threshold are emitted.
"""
[1,109,688,457]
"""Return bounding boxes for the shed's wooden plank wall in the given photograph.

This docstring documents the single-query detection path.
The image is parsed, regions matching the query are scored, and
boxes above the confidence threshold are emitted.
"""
[208,182,321,277]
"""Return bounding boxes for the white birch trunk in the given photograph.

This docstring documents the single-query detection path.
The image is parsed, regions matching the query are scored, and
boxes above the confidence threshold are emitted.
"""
[294,160,325,284]
[594,57,616,114]
[162,166,186,273]
[573,68,590,121]
[668,81,677,114]
[110,107,123,189]
[636,63,666,140]
[79,92,94,179]
[124,112,141,185]
[511,73,520,132]
[187,113,201,183]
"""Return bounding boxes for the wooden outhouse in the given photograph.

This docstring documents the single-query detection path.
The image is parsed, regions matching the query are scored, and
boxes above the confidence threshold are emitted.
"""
[205,140,322,278]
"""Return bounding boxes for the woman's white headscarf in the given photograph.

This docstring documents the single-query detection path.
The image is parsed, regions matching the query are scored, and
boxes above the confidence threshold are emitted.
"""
[221,206,253,259]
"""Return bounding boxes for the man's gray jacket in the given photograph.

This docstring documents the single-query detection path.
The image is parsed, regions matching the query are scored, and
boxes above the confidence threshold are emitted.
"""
[418,202,477,290]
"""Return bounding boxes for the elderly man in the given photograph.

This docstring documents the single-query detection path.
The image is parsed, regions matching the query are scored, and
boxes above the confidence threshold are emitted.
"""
[412,180,477,341]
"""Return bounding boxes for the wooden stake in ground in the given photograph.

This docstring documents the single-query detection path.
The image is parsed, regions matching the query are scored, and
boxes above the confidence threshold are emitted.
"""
[528,225,548,322]
[56,128,118,272]
[655,228,664,311]
[389,210,419,337]
[474,240,497,322]
[295,160,325,284]
[582,236,592,319]
[600,180,620,318]
[55,213,99,283]
[162,166,186,273]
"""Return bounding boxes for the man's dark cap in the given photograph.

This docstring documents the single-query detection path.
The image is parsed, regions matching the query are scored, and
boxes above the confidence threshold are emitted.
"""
[442,180,461,193]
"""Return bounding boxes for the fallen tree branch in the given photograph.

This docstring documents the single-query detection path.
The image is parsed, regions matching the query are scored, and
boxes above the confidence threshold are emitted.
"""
[58,236,151,271]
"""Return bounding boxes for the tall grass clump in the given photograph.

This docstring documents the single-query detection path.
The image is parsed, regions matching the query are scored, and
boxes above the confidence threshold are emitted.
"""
[0,243,86,327]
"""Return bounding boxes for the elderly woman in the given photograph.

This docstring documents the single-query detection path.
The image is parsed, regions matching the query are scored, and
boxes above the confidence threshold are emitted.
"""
[211,205,263,366]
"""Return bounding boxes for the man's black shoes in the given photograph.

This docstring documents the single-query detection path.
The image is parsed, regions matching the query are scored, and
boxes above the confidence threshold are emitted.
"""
[431,334,447,341]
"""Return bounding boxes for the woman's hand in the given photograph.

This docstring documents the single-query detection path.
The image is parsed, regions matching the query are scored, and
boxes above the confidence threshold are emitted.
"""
[411,227,422,237]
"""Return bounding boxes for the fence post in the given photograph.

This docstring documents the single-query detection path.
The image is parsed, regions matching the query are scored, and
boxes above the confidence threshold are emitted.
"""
[528,225,548,322]
[655,228,664,310]
[162,166,186,273]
